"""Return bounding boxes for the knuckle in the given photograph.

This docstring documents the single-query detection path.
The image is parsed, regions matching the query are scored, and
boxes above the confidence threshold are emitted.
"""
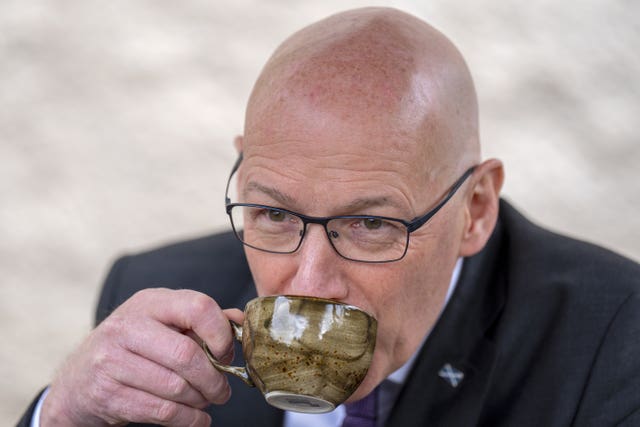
[88,372,121,414]
[131,287,159,301]
[126,289,149,308]
[209,376,231,405]
[188,292,218,318]
[85,347,118,391]
[171,336,199,369]
[100,313,127,340]
[154,399,180,423]
[90,348,112,375]
[89,329,124,373]
[165,372,190,399]
[127,288,166,309]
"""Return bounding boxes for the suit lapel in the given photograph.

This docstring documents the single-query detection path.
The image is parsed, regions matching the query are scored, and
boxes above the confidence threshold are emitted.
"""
[386,218,507,426]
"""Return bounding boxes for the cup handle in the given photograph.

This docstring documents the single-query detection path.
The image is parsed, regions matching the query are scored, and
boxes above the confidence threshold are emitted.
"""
[202,320,255,387]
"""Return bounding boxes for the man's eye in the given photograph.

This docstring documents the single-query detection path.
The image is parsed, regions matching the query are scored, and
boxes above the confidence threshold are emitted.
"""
[363,218,383,230]
[268,210,286,222]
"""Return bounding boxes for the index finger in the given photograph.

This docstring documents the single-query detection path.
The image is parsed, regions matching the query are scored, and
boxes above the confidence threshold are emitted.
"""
[127,288,236,360]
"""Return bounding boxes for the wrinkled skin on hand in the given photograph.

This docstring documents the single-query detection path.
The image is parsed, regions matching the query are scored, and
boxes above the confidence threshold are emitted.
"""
[40,288,244,427]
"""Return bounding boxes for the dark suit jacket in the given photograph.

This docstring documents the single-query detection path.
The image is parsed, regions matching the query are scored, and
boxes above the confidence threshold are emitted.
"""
[18,201,640,426]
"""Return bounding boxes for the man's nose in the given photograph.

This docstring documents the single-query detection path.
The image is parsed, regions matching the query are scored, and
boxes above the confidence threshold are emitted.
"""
[286,224,349,300]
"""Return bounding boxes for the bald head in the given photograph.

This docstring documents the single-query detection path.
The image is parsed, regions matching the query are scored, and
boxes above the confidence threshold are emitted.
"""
[244,7,480,177]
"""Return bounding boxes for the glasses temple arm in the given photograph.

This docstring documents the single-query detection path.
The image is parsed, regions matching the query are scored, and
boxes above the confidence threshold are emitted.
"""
[225,153,244,205]
[407,166,476,233]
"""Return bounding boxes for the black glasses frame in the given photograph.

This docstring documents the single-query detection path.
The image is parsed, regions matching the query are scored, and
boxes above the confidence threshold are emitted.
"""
[226,203,412,262]
[224,153,476,262]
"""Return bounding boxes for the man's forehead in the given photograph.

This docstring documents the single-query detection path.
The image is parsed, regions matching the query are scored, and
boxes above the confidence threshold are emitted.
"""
[240,106,440,201]
[235,142,429,219]
[242,103,450,199]
[242,130,428,181]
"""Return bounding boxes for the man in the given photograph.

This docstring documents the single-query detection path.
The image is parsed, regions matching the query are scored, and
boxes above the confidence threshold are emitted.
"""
[19,7,640,427]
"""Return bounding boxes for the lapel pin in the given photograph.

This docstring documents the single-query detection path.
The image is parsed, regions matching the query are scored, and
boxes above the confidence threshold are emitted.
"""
[438,363,464,388]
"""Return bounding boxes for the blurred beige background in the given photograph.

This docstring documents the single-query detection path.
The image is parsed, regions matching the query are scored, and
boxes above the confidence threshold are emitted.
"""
[2,0,639,422]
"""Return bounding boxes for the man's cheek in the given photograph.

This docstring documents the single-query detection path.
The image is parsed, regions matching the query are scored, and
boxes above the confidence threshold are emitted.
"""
[248,257,288,295]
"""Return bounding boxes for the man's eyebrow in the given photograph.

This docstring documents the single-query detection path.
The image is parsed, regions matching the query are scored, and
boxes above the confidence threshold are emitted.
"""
[340,196,397,213]
[244,181,298,207]
[244,181,403,215]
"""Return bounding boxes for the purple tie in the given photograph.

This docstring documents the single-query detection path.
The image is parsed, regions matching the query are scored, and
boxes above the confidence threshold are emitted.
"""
[341,387,378,427]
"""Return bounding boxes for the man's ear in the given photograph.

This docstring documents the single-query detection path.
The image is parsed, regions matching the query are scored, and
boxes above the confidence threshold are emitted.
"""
[234,135,244,153]
[459,158,504,257]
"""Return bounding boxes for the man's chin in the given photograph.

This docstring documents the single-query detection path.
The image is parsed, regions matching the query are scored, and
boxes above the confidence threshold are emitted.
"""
[345,363,384,403]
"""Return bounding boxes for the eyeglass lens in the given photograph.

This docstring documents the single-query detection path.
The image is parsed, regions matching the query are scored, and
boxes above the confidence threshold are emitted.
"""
[229,205,408,262]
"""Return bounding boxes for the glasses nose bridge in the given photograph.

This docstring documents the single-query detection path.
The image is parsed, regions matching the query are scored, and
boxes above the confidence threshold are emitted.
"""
[298,215,335,250]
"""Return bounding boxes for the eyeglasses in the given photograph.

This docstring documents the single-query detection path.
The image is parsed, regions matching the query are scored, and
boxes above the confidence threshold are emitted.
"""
[224,154,475,263]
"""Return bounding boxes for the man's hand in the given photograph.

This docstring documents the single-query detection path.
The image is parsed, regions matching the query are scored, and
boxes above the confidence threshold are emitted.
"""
[40,288,242,426]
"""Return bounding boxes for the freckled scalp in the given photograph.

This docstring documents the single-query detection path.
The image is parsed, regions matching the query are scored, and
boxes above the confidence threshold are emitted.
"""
[248,8,430,119]
[245,7,480,183]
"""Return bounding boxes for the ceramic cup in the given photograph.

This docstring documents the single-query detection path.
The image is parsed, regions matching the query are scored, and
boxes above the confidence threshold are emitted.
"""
[202,295,377,413]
